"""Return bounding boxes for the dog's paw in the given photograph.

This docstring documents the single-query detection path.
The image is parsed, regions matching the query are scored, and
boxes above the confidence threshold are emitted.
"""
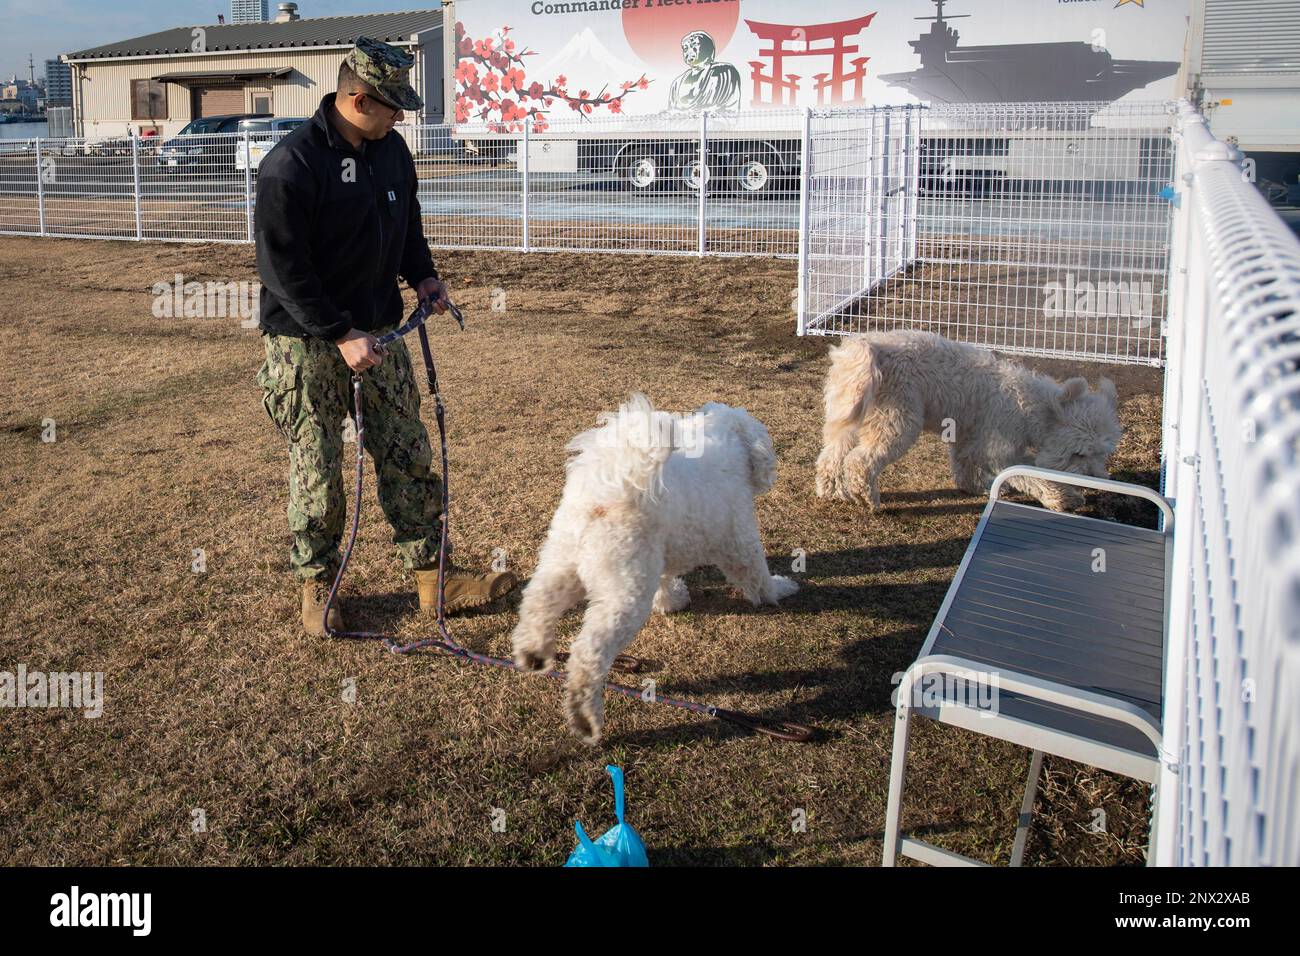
[764,574,799,604]
[816,474,861,504]
[652,577,690,614]
[841,486,880,510]
[1040,491,1085,513]
[840,464,880,510]
[814,470,835,499]
[564,687,604,745]
[513,643,556,673]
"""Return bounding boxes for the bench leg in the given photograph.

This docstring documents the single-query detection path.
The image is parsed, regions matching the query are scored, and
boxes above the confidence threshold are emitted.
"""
[1010,749,1045,867]
[1145,778,1160,867]
[882,698,913,867]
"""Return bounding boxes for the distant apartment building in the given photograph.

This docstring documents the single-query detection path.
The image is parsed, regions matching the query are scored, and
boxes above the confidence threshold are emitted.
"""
[45,59,73,105]
[231,0,269,24]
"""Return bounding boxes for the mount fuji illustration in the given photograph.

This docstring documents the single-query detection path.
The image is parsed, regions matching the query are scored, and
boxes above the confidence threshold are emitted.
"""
[537,27,638,90]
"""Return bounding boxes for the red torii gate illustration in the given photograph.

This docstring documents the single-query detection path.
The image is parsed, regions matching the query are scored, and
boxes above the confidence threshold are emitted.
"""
[745,13,878,107]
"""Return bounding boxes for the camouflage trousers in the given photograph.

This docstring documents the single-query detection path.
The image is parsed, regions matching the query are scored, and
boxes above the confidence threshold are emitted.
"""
[257,329,443,582]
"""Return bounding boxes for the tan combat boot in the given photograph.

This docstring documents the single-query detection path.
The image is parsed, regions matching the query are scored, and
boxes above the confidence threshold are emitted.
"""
[302,579,344,636]
[415,563,518,615]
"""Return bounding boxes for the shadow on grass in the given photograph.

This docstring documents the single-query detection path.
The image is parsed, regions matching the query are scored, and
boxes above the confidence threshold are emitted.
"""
[606,615,938,750]
[646,820,973,866]
[341,544,962,752]
[333,589,517,649]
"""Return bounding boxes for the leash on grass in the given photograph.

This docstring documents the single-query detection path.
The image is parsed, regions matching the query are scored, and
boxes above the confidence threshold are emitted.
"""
[320,296,815,744]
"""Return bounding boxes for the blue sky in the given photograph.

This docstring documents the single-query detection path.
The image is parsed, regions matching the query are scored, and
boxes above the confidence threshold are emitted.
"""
[0,0,443,82]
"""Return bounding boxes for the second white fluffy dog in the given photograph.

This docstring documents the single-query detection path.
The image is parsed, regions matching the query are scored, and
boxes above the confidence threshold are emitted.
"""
[815,331,1123,511]
[512,394,797,744]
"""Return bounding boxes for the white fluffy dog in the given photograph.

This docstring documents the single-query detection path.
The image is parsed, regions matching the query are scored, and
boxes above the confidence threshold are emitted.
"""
[512,394,798,744]
[815,331,1122,511]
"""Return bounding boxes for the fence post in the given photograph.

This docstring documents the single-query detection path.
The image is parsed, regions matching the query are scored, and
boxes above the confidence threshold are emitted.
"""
[243,132,254,243]
[1162,102,1210,504]
[879,110,893,282]
[1151,104,1202,865]
[697,110,708,256]
[903,107,919,265]
[863,112,877,291]
[521,120,530,253]
[34,136,46,237]
[1156,126,1238,867]
[796,106,812,335]
[131,134,143,240]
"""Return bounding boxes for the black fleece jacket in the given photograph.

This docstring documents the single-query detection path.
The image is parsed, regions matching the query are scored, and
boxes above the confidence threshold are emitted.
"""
[255,93,437,341]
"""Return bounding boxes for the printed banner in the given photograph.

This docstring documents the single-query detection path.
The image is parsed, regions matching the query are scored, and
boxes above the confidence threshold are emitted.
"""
[452,0,1190,128]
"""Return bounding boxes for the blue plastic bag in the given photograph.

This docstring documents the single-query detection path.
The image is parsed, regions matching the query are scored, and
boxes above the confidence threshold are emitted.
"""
[564,765,649,867]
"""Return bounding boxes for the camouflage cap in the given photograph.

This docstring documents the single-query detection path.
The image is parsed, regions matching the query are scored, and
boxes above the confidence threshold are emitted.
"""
[346,36,423,112]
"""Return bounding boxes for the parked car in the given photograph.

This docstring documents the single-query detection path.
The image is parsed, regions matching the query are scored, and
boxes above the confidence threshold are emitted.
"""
[83,134,141,158]
[156,114,272,174]
[233,117,308,173]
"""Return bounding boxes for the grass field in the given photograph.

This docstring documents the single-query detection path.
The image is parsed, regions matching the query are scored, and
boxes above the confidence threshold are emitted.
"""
[0,236,1164,865]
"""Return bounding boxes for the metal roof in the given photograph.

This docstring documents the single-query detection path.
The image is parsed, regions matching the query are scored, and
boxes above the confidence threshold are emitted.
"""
[66,9,442,61]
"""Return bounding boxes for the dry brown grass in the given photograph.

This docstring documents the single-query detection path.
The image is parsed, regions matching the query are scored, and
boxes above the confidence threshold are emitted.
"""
[0,236,1163,865]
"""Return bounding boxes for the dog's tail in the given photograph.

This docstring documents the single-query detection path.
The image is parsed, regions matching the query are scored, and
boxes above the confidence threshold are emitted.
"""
[566,393,674,502]
[823,336,879,448]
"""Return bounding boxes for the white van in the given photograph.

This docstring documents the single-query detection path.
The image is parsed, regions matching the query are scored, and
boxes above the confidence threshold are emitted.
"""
[234,117,307,173]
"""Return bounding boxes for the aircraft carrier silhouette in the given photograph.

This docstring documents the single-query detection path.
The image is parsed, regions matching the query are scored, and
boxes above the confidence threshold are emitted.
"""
[880,0,1180,104]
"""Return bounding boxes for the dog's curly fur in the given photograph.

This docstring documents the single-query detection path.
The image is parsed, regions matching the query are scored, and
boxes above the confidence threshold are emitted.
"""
[511,394,797,744]
[814,331,1122,510]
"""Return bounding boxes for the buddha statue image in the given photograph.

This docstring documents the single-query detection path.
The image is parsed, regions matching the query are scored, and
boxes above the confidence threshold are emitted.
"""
[668,31,742,114]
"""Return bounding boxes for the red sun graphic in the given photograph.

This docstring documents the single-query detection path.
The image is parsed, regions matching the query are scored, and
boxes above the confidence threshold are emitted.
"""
[621,4,742,71]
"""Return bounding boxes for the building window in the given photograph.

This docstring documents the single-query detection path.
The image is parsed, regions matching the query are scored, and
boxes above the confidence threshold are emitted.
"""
[131,79,168,120]
[250,87,273,115]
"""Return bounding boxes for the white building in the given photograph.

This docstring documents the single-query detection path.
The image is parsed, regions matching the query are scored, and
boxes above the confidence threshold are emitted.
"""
[62,8,445,139]
[231,0,269,25]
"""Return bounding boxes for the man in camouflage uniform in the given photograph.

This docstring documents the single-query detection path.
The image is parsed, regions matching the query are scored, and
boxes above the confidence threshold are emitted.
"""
[256,37,517,635]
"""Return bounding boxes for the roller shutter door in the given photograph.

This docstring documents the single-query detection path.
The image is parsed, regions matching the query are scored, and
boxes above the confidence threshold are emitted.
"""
[194,85,244,117]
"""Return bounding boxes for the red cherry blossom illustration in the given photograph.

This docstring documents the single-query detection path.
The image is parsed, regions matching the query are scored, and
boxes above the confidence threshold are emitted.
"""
[453,21,650,133]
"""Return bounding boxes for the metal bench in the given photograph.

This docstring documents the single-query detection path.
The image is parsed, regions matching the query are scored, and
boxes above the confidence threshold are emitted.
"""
[882,466,1174,867]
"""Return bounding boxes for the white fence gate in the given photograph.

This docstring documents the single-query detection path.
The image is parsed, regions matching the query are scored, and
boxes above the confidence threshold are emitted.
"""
[796,106,922,339]
[798,101,1177,367]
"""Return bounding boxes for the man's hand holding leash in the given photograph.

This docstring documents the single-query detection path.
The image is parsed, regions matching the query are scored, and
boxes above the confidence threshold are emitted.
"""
[335,328,386,372]
[335,278,449,372]
[416,276,450,316]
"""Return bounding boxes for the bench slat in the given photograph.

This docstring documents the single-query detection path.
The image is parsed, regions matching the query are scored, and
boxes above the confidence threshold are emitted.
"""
[923,500,1168,759]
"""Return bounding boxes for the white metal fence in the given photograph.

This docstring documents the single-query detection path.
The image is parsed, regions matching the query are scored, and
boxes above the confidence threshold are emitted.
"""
[798,101,1177,366]
[794,97,1300,865]
[1157,103,1300,867]
[1,133,256,242]
[0,111,806,255]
